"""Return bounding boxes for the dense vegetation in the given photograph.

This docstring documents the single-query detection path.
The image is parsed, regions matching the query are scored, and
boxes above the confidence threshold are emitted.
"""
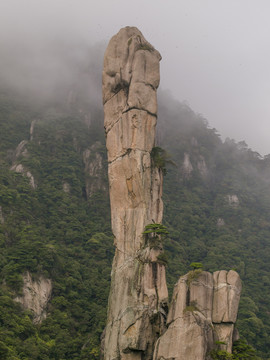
[0,86,269,359]
[0,90,113,359]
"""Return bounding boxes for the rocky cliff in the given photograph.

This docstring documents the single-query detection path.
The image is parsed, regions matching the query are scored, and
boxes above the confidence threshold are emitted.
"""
[103,27,242,360]
[103,27,168,360]
[14,271,52,324]
[153,270,241,360]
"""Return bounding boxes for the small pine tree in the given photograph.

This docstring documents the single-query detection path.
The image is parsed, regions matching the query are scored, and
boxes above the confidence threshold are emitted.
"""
[189,262,203,270]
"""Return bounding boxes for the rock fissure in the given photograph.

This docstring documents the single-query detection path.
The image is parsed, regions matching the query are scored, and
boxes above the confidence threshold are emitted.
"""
[108,148,150,165]
[123,106,157,118]
[105,116,122,135]
[103,88,123,106]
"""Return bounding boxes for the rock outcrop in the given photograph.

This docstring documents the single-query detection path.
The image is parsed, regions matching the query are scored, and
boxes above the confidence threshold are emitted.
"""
[103,27,168,360]
[197,155,208,178]
[83,141,107,199]
[226,194,239,207]
[10,131,37,189]
[30,120,37,141]
[14,140,29,159]
[103,27,242,360]
[154,270,241,359]
[212,270,242,352]
[14,271,52,324]
[182,153,193,178]
[10,163,36,189]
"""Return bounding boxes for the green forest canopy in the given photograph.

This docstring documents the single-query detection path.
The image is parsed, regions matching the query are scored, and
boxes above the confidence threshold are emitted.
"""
[0,88,269,358]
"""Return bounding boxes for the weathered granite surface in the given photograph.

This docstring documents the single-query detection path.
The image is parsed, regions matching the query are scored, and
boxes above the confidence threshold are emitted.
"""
[103,27,242,360]
[103,27,168,360]
[154,270,242,359]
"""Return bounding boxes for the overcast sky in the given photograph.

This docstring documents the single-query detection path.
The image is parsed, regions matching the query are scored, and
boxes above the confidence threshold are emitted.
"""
[1,0,270,154]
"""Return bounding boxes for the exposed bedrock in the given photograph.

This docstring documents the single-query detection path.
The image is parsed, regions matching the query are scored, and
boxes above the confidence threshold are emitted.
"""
[103,26,242,360]
[103,27,168,360]
[14,271,52,324]
[154,270,242,360]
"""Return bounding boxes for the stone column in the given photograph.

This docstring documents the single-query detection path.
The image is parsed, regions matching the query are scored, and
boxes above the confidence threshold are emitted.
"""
[102,27,168,360]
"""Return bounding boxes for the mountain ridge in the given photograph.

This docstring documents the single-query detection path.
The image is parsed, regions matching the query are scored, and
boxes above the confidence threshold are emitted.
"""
[0,79,269,358]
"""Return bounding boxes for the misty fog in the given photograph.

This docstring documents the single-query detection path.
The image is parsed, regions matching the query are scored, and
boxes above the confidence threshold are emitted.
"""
[1,0,270,154]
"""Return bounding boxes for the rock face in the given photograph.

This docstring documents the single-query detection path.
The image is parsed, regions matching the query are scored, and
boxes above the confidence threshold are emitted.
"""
[103,27,242,360]
[103,27,168,360]
[212,270,242,352]
[30,120,37,141]
[83,141,107,199]
[10,163,36,189]
[182,153,193,178]
[14,271,52,324]
[226,194,239,207]
[197,155,208,178]
[154,270,242,359]
[10,139,36,189]
[212,270,242,324]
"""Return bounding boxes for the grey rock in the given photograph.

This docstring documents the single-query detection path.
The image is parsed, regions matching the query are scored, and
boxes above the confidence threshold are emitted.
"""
[14,271,52,324]
[10,163,36,189]
[182,153,193,178]
[83,141,107,199]
[30,120,37,141]
[226,194,240,207]
[197,155,208,178]
[14,140,28,159]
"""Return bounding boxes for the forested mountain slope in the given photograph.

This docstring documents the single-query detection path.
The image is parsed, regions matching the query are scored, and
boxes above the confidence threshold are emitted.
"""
[0,86,269,359]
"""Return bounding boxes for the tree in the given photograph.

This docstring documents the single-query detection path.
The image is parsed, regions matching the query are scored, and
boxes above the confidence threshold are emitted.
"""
[189,262,203,270]
[151,147,175,175]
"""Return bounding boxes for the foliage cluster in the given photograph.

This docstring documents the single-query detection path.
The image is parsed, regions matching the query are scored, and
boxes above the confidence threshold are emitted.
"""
[187,268,203,286]
[210,339,259,360]
[0,93,113,359]
[0,87,269,359]
[143,223,169,265]
[151,146,175,175]
[142,223,169,236]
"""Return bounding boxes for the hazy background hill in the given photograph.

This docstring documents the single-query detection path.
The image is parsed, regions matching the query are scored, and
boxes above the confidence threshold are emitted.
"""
[0,41,270,359]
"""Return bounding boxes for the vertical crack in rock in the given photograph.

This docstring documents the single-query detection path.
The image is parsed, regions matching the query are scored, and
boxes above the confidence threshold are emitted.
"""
[103,27,168,360]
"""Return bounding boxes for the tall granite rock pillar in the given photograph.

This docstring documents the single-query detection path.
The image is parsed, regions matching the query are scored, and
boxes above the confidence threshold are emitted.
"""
[102,27,168,360]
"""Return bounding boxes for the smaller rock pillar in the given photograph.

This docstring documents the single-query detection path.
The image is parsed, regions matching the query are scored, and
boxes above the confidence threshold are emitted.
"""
[154,270,242,360]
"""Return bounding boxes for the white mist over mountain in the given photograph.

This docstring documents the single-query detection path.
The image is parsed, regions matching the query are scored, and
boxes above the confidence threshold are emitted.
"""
[1,0,270,154]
